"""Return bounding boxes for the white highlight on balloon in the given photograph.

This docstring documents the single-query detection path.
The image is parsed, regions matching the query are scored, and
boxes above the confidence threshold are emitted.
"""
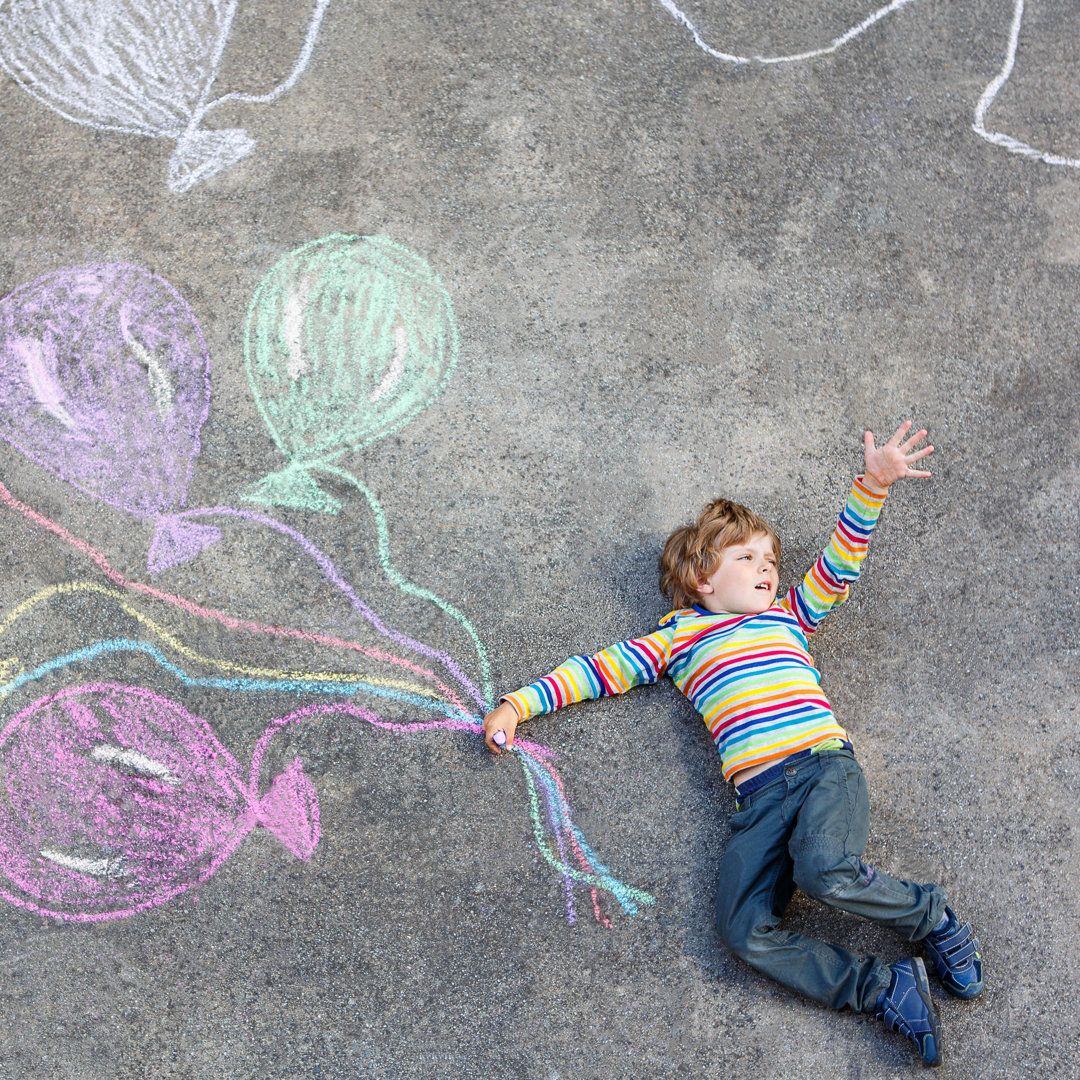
[654,0,921,65]
[124,333,175,421]
[0,0,333,193]
[40,847,129,878]
[369,324,410,405]
[14,337,79,432]
[972,0,1080,169]
[285,286,311,382]
[90,743,177,783]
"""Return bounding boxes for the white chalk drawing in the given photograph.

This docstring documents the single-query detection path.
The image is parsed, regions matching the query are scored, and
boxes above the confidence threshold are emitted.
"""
[972,0,1080,168]
[654,0,921,65]
[658,0,1080,170]
[0,0,332,193]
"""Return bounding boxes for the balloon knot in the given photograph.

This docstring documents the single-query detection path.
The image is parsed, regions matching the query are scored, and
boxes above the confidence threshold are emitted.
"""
[242,465,341,514]
[147,516,222,574]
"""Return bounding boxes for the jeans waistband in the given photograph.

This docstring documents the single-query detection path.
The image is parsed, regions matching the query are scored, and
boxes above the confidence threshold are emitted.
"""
[734,740,854,798]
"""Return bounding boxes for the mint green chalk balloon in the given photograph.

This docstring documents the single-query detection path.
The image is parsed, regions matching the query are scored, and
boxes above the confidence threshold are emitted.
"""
[244,234,459,512]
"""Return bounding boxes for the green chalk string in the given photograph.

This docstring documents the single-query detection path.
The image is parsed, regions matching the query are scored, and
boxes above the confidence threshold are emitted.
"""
[322,464,494,710]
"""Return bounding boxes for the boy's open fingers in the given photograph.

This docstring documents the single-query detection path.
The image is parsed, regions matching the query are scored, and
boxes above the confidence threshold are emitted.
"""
[906,444,934,463]
[899,427,929,452]
[887,420,913,446]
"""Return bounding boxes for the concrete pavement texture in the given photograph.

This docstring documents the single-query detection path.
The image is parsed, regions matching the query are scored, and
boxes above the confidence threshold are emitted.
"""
[0,0,1076,1077]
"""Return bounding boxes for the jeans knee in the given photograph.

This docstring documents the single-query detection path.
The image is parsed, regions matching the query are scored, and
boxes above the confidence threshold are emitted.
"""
[793,846,862,901]
[716,906,769,963]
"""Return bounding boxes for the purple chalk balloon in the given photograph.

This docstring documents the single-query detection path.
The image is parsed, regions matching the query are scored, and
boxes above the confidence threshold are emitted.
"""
[0,683,319,922]
[0,264,218,572]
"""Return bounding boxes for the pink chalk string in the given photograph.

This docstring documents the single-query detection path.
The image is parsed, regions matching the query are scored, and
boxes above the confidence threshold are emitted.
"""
[0,478,471,717]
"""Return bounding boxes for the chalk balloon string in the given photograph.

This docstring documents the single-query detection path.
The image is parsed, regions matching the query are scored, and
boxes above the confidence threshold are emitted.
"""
[971,0,1080,168]
[0,480,653,924]
[173,498,642,923]
[0,237,651,922]
[654,0,922,65]
[174,502,489,716]
[657,0,1080,169]
[0,581,472,714]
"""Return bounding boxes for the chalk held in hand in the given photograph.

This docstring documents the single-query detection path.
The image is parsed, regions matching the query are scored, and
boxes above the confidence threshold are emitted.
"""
[493,730,506,747]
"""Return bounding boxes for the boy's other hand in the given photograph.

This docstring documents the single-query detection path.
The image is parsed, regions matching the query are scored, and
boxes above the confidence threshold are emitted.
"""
[482,701,519,754]
[863,420,934,493]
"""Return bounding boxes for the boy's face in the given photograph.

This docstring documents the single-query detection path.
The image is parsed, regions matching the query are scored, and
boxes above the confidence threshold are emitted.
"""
[695,532,779,615]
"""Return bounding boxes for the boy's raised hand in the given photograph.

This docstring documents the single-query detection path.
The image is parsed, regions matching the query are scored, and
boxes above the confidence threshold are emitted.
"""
[863,420,934,492]
[482,700,519,754]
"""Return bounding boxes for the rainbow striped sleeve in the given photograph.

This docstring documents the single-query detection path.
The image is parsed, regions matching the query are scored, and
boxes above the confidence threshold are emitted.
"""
[502,626,675,721]
[781,476,888,634]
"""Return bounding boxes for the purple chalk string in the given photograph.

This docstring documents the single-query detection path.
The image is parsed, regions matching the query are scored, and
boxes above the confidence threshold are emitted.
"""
[177,505,488,713]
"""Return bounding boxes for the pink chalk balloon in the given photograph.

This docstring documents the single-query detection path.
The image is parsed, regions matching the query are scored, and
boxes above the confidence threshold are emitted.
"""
[0,263,218,573]
[0,683,320,922]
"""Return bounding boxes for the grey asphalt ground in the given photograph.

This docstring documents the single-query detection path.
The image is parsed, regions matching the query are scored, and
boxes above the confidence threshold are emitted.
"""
[0,1,1077,1077]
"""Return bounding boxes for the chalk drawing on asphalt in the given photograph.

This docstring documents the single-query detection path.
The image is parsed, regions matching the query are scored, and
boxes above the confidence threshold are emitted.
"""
[654,0,921,65]
[658,0,1080,170]
[243,234,460,517]
[0,0,332,192]
[0,682,321,921]
[0,230,652,924]
[0,669,654,922]
[0,262,219,574]
[0,480,653,925]
[240,234,485,742]
[973,0,1080,168]
[0,581,474,715]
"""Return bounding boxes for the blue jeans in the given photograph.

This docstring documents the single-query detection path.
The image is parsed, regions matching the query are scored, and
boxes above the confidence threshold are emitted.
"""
[715,748,946,1012]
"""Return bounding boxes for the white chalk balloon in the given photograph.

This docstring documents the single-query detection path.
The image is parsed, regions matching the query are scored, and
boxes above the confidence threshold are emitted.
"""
[0,0,331,192]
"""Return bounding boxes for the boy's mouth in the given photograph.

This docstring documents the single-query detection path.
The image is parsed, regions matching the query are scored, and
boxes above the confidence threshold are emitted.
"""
[755,582,772,591]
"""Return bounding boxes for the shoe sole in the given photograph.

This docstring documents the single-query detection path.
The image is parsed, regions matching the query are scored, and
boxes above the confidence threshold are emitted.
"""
[942,969,984,1000]
[911,957,943,1068]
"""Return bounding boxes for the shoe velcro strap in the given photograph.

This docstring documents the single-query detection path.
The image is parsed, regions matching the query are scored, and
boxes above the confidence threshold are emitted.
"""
[930,924,979,964]
[882,1004,908,1034]
[881,997,930,1038]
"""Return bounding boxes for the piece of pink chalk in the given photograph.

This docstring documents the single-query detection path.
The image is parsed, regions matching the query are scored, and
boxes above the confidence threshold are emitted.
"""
[493,730,506,747]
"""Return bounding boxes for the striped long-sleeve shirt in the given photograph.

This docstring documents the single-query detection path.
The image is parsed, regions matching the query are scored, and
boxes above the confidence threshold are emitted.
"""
[502,478,888,781]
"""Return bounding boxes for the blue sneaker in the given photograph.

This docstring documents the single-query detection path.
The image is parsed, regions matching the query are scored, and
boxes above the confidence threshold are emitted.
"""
[923,906,984,999]
[875,957,942,1067]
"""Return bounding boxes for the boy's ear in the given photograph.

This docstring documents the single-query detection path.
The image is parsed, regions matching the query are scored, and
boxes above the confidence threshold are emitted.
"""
[695,577,714,596]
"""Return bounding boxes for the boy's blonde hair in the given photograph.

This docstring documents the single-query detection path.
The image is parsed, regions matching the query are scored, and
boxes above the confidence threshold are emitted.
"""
[659,498,780,610]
